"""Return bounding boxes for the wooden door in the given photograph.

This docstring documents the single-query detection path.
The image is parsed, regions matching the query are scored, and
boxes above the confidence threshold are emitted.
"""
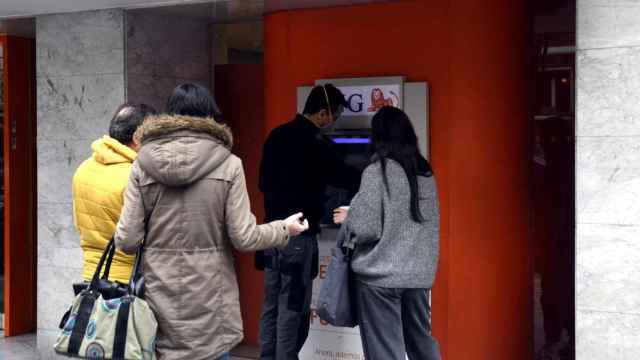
[1,35,37,336]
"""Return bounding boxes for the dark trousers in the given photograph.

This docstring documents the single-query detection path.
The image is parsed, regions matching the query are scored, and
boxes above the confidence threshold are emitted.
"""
[355,281,441,360]
[259,235,317,360]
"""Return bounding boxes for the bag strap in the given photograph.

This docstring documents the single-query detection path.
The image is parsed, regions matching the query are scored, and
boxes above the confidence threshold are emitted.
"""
[112,297,132,359]
[127,182,157,295]
[129,244,145,296]
[101,238,117,280]
[338,224,357,260]
[67,291,97,355]
[89,239,116,290]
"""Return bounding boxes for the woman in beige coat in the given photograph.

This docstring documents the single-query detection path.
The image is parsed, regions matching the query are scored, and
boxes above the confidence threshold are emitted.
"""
[115,83,308,360]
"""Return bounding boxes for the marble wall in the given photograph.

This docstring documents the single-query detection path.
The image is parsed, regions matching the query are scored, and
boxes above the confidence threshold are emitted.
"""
[577,0,640,358]
[126,12,211,112]
[35,9,126,358]
[33,9,214,358]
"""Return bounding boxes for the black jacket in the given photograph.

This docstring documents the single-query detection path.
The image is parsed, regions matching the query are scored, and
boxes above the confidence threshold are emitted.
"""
[259,115,361,235]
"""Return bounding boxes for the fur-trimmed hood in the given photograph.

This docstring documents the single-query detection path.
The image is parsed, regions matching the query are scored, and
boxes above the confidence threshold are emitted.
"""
[135,114,234,187]
[134,114,233,149]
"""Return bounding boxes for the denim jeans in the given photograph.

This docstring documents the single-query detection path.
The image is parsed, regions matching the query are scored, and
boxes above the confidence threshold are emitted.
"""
[259,234,317,360]
[355,281,441,360]
[215,353,229,360]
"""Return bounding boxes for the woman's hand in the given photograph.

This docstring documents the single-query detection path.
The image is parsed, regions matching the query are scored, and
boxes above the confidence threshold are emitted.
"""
[284,212,309,236]
[333,206,349,225]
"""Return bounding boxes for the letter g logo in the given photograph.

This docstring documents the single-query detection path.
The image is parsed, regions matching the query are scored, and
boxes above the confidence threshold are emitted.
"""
[347,94,364,113]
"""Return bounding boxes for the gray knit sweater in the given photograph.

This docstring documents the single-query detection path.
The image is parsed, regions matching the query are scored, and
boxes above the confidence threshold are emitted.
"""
[347,159,440,289]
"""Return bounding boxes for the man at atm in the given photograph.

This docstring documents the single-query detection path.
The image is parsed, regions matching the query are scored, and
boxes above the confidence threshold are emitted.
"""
[257,84,361,360]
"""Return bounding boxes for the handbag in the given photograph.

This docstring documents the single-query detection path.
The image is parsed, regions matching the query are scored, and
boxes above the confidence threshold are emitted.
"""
[54,240,157,360]
[316,224,358,327]
[72,239,129,299]
[74,182,153,299]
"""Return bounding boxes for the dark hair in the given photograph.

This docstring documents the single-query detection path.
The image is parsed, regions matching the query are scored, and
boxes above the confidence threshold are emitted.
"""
[109,103,157,145]
[370,106,433,222]
[166,83,222,120]
[303,84,347,115]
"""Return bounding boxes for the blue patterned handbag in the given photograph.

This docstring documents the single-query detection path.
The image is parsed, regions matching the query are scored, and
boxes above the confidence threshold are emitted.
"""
[54,239,156,359]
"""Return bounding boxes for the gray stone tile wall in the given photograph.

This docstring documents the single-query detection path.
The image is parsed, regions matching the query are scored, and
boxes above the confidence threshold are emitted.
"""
[577,0,640,358]
[35,9,126,358]
[125,12,211,112]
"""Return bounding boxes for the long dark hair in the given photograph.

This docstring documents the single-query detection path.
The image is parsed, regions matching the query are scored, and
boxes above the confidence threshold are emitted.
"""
[371,106,433,222]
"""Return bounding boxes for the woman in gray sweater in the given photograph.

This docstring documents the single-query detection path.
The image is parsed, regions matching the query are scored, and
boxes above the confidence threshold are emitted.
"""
[334,106,441,360]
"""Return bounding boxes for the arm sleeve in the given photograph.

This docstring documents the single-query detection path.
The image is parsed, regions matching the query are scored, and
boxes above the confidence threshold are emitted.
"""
[346,165,384,244]
[226,161,290,251]
[114,164,147,255]
[72,196,79,232]
[320,140,361,194]
[71,172,81,232]
[258,134,274,193]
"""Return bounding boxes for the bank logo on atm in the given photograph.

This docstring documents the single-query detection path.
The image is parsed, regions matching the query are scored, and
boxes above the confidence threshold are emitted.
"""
[339,85,402,116]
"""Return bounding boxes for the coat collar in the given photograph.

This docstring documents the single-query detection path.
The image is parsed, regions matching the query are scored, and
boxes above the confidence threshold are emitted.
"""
[134,114,233,149]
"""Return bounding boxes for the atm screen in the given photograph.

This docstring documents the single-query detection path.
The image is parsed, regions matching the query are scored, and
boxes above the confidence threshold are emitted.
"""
[321,133,372,225]
[331,137,370,144]
[327,134,372,171]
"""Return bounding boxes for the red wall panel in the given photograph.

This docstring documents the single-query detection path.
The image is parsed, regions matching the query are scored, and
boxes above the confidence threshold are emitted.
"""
[215,64,267,346]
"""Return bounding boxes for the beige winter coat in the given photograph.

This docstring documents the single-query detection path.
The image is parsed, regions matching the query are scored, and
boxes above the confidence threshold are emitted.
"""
[114,115,290,360]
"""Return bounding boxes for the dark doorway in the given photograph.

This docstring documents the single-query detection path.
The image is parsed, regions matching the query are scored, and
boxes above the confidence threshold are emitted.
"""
[532,1,576,359]
[214,19,265,357]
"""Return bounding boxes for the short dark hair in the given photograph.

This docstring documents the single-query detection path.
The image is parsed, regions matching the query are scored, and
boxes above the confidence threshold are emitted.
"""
[166,83,222,120]
[109,103,157,145]
[303,84,347,115]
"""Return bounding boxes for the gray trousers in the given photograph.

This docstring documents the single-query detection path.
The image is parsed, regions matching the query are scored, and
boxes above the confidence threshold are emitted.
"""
[355,281,441,360]
[259,235,317,360]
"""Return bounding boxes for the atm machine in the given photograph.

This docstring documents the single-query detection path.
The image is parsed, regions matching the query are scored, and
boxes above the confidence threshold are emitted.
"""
[296,77,430,360]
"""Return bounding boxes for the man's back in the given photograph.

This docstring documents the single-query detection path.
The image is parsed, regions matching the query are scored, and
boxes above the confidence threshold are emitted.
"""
[258,84,361,360]
[72,136,136,284]
[259,115,360,234]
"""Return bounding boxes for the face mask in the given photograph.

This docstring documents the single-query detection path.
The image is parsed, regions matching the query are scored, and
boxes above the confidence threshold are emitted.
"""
[320,119,335,131]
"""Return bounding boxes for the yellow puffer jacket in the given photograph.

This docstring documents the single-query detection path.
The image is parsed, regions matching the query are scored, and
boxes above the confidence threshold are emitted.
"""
[73,136,137,284]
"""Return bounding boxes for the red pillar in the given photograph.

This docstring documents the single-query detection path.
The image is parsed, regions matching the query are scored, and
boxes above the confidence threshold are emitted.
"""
[446,0,531,358]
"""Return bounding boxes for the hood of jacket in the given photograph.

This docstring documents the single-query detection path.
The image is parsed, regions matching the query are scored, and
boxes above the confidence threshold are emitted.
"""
[91,136,137,165]
[134,114,234,187]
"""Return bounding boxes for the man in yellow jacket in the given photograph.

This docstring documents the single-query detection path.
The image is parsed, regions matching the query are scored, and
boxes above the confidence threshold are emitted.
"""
[73,103,157,284]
